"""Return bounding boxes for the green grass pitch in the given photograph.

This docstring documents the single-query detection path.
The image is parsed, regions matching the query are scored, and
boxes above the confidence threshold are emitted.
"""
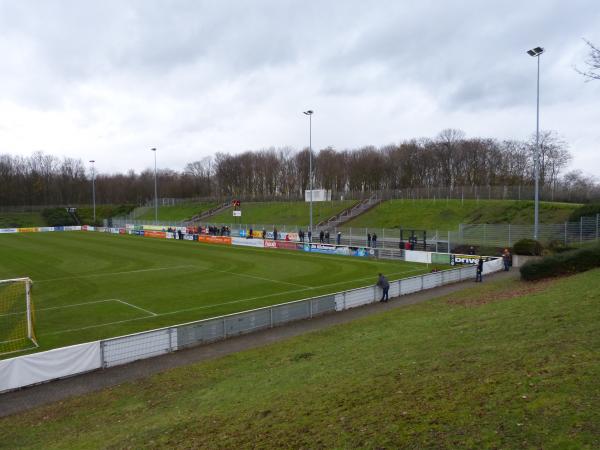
[0,232,433,356]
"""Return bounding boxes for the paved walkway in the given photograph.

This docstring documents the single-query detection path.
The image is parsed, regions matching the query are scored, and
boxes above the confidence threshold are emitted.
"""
[0,270,517,418]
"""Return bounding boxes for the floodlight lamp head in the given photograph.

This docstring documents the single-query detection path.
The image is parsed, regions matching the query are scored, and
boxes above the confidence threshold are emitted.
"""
[89,160,95,163]
[151,147,156,152]
[527,47,544,57]
[303,110,314,115]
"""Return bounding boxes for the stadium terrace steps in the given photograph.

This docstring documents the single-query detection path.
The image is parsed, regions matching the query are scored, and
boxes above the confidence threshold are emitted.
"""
[186,201,232,224]
[317,196,381,231]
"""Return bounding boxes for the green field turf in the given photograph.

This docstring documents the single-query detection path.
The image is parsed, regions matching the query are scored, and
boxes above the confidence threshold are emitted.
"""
[135,202,217,222]
[347,199,579,230]
[0,232,431,355]
[1,270,597,448]
[206,200,356,225]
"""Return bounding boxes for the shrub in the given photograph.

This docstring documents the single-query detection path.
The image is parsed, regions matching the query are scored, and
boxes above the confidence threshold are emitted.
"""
[520,244,600,281]
[547,240,575,254]
[513,238,543,256]
[41,208,77,227]
[568,203,600,222]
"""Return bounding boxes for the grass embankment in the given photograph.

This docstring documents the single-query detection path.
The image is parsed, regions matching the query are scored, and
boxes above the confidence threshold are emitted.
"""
[207,200,356,226]
[1,270,598,448]
[347,199,578,230]
[0,212,46,228]
[135,202,217,222]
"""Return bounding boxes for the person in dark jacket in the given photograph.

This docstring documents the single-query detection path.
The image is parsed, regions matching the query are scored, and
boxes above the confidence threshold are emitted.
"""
[372,233,377,248]
[475,257,484,282]
[502,249,511,271]
[367,233,372,247]
[319,230,324,243]
[336,232,342,245]
[377,273,390,302]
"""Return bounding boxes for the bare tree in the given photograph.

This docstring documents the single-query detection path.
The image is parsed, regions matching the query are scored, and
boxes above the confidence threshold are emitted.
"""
[575,39,600,81]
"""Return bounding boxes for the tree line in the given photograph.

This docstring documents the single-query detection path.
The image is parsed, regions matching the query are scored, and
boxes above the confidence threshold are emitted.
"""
[0,129,597,207]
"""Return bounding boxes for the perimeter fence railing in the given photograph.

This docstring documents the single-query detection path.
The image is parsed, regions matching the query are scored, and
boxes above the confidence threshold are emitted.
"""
[111,213,600,252]
[1,264,480,393]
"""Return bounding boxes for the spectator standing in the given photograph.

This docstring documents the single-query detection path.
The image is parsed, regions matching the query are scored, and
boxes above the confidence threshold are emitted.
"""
[372,233,377,248]
[377,273,390,302]
[336,231,341,245]
[325,230,330,243]
[475,257,484,282]
[308,230,312,243]
[319,230,324,243]
[502,249,511,271]
[367,233,372,247]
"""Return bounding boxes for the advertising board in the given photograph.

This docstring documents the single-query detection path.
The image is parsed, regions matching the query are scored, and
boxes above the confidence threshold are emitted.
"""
[144,231,167,239]
[197,235,231,245]
[231,237,264,248]
[0,228,19,234]
[263,240,277,248]
[275,241,300,250]
[450,254,481,265]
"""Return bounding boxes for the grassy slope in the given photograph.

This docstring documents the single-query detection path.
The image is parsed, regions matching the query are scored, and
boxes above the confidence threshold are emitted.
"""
[1,270,597,448]
[135,202,217,222]
[207,200,356,226]
[347,199,579,230]
[0,232,426,353]
[0,212,46,228]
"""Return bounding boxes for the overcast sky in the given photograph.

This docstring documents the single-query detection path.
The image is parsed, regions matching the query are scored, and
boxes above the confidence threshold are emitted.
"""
[0,0,598,177]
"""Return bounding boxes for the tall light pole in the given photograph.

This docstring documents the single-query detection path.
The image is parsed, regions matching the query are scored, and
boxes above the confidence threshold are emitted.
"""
[151,147,158,224]
[527,46,544,240]
[89,160,96,223]
[303,110,314,236]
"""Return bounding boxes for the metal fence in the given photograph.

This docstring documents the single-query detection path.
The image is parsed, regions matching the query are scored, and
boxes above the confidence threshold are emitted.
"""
[98,266,476,368]
[111,213,600,252]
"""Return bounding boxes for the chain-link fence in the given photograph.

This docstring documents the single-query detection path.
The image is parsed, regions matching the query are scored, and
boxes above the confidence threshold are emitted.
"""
[111,213,600,253]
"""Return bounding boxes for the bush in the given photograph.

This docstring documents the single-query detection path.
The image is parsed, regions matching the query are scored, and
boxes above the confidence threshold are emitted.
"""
[41,208,77,227]
[520,244,600,281]
[568,203,600,222]
[547,240,575,254]
[513,238,543,256]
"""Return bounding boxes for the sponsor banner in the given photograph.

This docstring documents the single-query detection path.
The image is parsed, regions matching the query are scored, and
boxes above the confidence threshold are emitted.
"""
[450,254,481,266]
[349,247,371,257]
[285,232,299,241]
[275,241,299,250]
[119,228,126,234]
[197,235,232,245]
[183,234,195,241]
[54,226,65,231]
[144,230,167,239]
[233,210,242,217]
[143,225,166,231]
[0,228,19,234]
[309,243,337,254]
[404,250,432,264]
[335,246,350,256]
[109,228,120,234]
[431,253,451,265]
[18,227,39,233]
[231,237,264,248]
[263,240,277,248]
[166,232,175,239]
[85,226,96,232]
[96,227,106,232]
[38,227,55,232]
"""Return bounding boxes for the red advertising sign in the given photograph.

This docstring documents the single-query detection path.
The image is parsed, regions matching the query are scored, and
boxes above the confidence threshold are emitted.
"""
[263,240,277,248]
[276,241,299,250]
[144,231,167,239]
[197,235,232,245]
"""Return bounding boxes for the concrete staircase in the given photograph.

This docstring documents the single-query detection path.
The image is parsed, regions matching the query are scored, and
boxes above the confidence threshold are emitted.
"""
[316,196,381,231]
[185,201,232,224]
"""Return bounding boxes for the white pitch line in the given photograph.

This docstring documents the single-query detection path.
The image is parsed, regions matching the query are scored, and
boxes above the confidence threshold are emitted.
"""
[34,265,197,283]
[40,267,424,337]
[212,268,310,288]
[0,299,118,318]
[115,299,157,316]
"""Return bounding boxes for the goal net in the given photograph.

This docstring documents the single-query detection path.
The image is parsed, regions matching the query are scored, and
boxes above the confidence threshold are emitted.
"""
[0,277,38,355]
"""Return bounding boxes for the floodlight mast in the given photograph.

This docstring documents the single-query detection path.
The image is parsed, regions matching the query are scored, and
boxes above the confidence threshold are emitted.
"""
[527,46,544,240]
[151,148,158,224]
[89,160,96,223]
[303,110,314,238]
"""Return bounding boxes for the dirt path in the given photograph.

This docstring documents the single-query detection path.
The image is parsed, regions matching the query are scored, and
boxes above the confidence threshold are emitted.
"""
[0,270,517,418]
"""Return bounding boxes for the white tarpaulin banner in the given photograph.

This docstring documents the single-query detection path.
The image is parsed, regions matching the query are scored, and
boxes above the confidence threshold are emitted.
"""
[0,228,19,234]
[483,258,504,274]
[232,237,265,248]
[0,341,101,392]
[304,189,331,202]
[404,250,432,264]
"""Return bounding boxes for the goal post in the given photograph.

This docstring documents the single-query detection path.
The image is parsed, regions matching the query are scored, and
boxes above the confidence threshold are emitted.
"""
[0,277,38,355]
